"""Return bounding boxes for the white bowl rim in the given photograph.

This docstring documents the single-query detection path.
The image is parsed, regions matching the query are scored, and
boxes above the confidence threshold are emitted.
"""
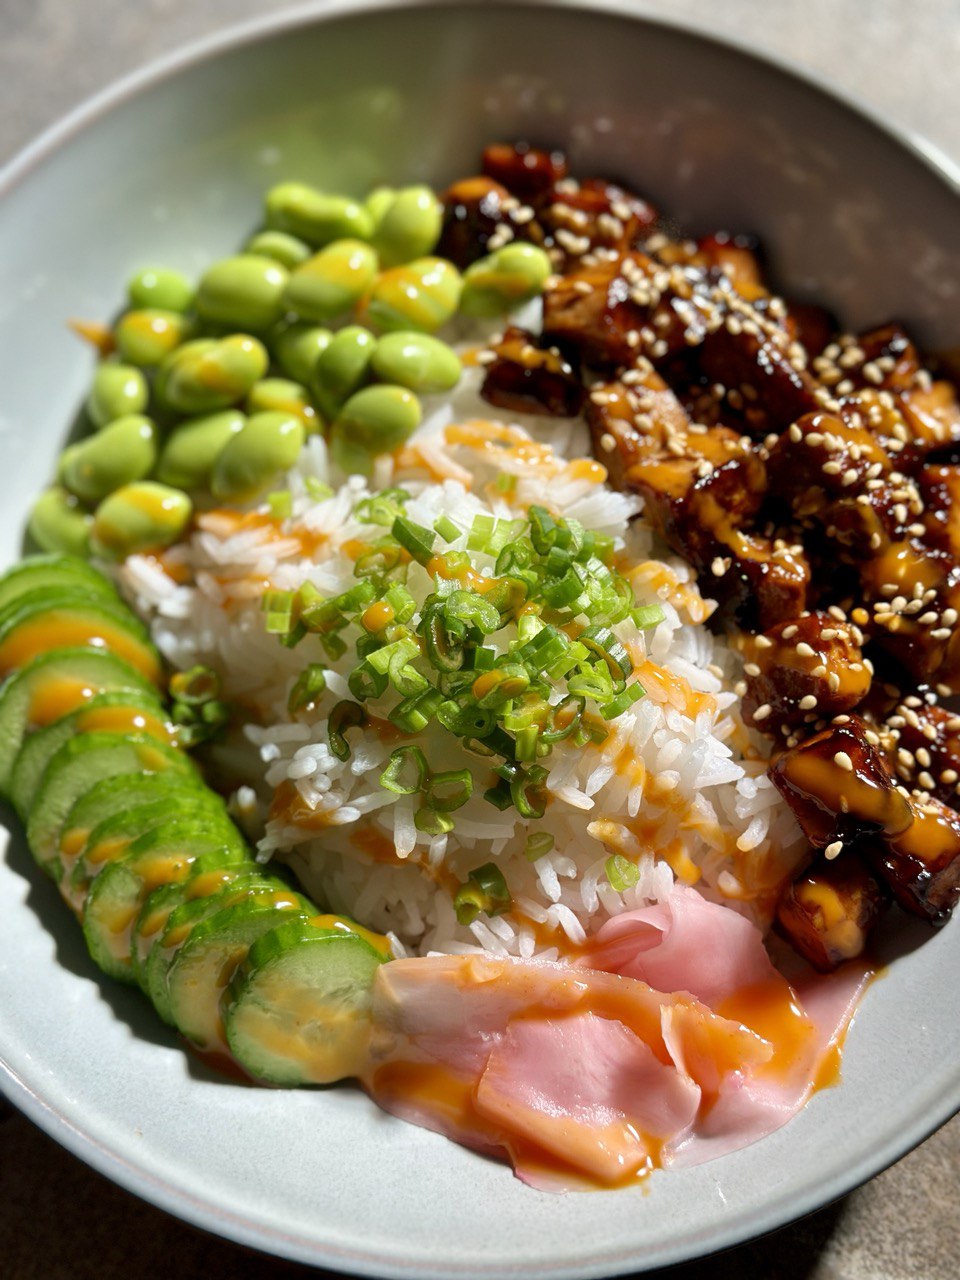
[1,2,959,1275]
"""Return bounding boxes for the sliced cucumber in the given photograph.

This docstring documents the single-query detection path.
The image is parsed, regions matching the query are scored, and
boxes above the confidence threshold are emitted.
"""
[82,818,249,981]
[9,688,169,819]
[64,787,228,913]
[0,588,161,684]
[0,554,118,613]
[165,888,311,1050]
[224,917,387,1085]
[26,732,195,878]
[131,859,270,991]
[0,646,160,795]
[143,873,285,1024]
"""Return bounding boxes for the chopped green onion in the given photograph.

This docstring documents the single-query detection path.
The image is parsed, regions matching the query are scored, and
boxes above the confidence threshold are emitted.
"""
[422,602,465,672]
[348,660,389,701]
[392,515,436,564]
[437,697,497,738]
[383,582,417,624]
[581,625,632,679]
[367,636,420,676]
[605,854,640,892]
[467,514,495,552]
[454,861,511,924]
[267,489,292,519]
[328,700,366,761]
[355,489,409,526]
[632,603,666,630]
[426,768,473,812]
[495,472,516,495]
[510,764,548,818]
[414,807,455,836]
[599,681,645,719]
[287,664,327,715]
[389,687,443,733]
[305,477,333,502]
[434,514,460,543]
[525,832,554,861]
[483,781,513,810]
[169,665,220,706]
[380,745,430,795]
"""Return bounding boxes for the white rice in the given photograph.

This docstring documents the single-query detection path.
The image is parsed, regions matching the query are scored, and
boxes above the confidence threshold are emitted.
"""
[121,349,806,960]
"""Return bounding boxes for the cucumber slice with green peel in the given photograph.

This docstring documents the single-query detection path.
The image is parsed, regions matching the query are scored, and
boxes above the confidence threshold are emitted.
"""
[9,689,170,819]
[131,859,269,991]
[224,918,387,1085]
[26,732,196,878]
[59,770,219,870]
[64,788,230,914]
[0,646,161,795]
[144,873,287,1024]
[82,819,249,981]
[164,889,312,1048]
[0,589,162,685]
[0,555,118,613]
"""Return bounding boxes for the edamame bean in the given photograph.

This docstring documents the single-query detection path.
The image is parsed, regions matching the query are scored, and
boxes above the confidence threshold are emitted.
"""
[196,255,289,331]
[91,482,192,560]
[156,336,269,415]
[28,487,93,558]
[155,410,246,490]
[265,182,373,247]
[370,332,461,394]
[246,379,321,432]
[114,309,192,366]
[459,243,552,317]
[87,363,149,429]
[361,257,462,333]
[373,186,442,267]
[245,230,312,269]
[272,323,333,385]
[364,187,395,231]
[210,412,305,503]
[283,240,379,323]
[61,414,158,505]
[127,267,194,313]
[334,384,421,452]
[312,325,376,419]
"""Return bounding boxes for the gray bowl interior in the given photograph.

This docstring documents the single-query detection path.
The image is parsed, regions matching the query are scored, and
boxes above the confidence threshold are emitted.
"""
[0,3,958,1277]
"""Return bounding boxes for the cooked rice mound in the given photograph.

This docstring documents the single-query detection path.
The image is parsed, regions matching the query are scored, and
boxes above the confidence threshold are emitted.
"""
[122,361,805,960]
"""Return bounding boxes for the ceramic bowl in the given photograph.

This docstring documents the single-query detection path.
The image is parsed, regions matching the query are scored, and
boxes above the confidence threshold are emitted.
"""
[1,3,958,1276]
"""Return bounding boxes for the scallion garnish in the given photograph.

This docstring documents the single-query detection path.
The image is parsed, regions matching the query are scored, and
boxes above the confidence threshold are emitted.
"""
[328,700,366,761]
[605,854,640,892]
[454,861,512,925]
[392,515,436,564]
[287,663,327,715]
[380,745,430,795]
[524,832,555,861]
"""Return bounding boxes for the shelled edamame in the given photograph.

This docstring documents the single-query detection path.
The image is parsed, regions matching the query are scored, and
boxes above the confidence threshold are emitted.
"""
[30,174,555,563]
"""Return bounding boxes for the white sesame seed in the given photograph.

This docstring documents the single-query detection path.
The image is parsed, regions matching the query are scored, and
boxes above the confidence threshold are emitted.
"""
[834,751,854,771]
[824,840,843,860]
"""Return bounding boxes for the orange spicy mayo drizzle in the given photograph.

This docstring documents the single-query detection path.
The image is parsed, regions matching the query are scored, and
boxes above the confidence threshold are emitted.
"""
[0,614,161,684]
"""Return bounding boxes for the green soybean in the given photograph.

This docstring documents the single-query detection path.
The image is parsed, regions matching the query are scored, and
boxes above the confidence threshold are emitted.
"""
[156,336,269,415]
[244,230,312,269]
[312,325,376,419]
[362,257,462,333]
[28,487,93,558]
[459,243,553,317]
[114,309,192,366]
[364,187,396,231]
[196,255,289,332]
[334,384,421,452]
[370,332,461,394]
[87,363,149,429]
[283,239,378,323]
[272,323,333,385]
[246,379,321,432]
[155,410,246,490]
[265,182,373,247]
[211,412,306,503]
[373,186,442,267]
[91,482,192,560]
[127,267,194,313]
[61,415,158,505]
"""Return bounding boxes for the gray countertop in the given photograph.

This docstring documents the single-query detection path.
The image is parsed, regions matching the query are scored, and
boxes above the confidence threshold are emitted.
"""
[1,2,958,1278]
